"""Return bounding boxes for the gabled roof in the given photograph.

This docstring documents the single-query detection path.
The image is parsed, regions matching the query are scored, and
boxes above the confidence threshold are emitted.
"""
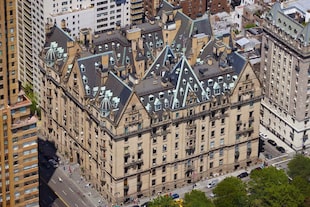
[143,45,176,79]
[98,72,132,122]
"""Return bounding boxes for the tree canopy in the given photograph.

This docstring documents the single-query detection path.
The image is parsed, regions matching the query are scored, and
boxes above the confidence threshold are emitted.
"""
[248,167,304,207]
[148,195,178,207]
[183,190,214,207]
[213,177,248,207]
[288,154,310,205]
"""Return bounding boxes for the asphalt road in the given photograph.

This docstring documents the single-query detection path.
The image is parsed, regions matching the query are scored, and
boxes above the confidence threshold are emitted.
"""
[41,166,93,207]
[39,138,97,207]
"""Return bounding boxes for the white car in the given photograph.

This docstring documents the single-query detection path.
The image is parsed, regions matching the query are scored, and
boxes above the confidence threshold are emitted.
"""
[259,133,268,140]
[207,179,219,188]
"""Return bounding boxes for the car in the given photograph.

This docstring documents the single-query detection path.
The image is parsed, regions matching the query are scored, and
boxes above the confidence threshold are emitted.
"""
[237,172,249,179]
[267,139,277,146]
[52,155,60,163]
[171,193,180,199]
[260,133,268,140]
[276,146,286,153]
[207,179,219,188]
[48,159,59,168]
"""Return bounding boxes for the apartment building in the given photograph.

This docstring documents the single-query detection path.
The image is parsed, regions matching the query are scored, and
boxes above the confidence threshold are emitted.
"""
[207,0,230,15]
[260,0,310,151]
[43,0,133,36]
[40,1,261,204]
[0,1,39,206]
[17,0,45,102]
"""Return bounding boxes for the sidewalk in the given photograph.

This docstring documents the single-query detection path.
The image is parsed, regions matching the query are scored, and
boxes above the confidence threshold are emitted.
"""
[58,156,108,207]
[124,163,262,207]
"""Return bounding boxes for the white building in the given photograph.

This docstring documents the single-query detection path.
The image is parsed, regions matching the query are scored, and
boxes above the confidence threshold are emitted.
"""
[17,0,45,100]
[43,0,130,37]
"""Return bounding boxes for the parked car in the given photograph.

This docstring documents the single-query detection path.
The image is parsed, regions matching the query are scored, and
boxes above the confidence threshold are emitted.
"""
[276,146,286,153]
[48,159,59,168]
[207,179,219,188]
[260,133,268,140]
[237,172,249,179]
[171,193,180,199]
[267,139,277,146]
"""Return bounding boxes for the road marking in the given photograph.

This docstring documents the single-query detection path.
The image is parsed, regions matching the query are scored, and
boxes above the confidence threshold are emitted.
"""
[48,196,54,201]
[51,179,56,184]
[62,190,67,195]
[69,187,74,192]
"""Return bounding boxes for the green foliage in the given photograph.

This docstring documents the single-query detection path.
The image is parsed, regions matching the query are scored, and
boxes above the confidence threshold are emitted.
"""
[288,154,310,181]
[183,190,214,207]
[248,167,304,207]
[244,23,256,29]
[213,177,248,207]
[23,83,41,117]
[288,155,310,205]
[148,195,178,207]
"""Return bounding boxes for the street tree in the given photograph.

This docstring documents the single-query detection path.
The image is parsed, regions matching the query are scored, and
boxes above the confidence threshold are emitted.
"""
[287,154,310,181]
[288,155,310,206]
[148,195,178,207]
[213,176,248,207]
[248,166,304,207]
[183,189,214,207]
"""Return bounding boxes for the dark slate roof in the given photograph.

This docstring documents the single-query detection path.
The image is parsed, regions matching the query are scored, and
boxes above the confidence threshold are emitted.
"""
[102,72,132,121]
[77,53,112,98]
[45,25,74,51]
[227,52,247,75]
[143,45,176,79]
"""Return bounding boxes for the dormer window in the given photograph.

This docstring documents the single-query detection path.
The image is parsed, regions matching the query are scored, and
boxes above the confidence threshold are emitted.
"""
[189,77,193,83]
[180,88,184,96]
[159,92,164,99]
[80,64,85,72]
[227,74,230,80]
[218,76,223,83]
[149,95,154,102]
[208,79,213,86]
[183,79,186,85]
[154,98,161,111]
[194,84,198,92]
[164,99,169,108]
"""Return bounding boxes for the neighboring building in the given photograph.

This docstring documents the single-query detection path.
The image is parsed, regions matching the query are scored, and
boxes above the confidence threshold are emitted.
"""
[145,0,206,20]
[242,3,263,28]
[43,0,132,36]
[17,0,45,102]
[207,0,230,15]
[260,1,310,151]
[0,1,39,206]
[39,1,261,205]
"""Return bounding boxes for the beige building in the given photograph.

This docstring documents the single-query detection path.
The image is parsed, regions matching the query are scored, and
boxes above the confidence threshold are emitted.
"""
[40,2,261,205]
[0,1,39,206]
[260,1,310,151]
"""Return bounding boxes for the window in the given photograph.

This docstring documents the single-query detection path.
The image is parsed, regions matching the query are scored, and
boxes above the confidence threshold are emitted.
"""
[152,179,156,186]
[210,141,214,148]
[219,148,223,156]
[210,151,214,159]
[220,138,224,145]
[162,144,167,152]
[162,176,166,183]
